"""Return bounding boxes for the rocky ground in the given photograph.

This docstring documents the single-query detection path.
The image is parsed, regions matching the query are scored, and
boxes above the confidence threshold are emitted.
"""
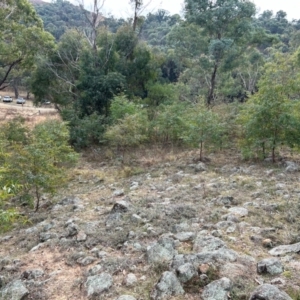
[1,148,300,300]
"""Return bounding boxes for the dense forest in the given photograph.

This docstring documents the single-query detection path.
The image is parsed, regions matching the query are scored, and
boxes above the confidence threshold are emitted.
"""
[2,0,300,220]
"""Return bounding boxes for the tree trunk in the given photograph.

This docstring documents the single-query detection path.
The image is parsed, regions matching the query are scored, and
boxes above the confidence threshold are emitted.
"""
[207,63,218,106]
[35,186,40,212]
[199,141,203,161]
[272,146,276,163]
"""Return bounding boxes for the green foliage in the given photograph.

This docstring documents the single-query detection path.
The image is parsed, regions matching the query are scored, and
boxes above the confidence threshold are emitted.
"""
[151,101,188,145]
[0,0,55,89]
[110,95,141,122]
[0,119,78,211]
[238,52,300,161]
[105,112,149,153]
[183,103,225,160]
[146,83,178,107]
[62,111,107,150]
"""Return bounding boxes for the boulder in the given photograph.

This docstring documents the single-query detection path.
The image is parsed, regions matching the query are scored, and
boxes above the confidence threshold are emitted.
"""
[201,277,231,300]
[147,237,177,263]
[249,284,292,300]
[150,271,184,299]
[85,273,113,297]
[1,280,29,300]
[176,263,196,283]
[257,258,284,275]
[269,242,300,256]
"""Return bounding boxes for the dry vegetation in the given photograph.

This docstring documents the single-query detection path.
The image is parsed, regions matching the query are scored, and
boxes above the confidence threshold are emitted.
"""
[1,103,300,299]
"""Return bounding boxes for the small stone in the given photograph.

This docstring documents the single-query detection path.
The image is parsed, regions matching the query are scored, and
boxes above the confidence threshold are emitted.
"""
[174,232,195,242]
[262,239,273,248]
[77,256,96,266]
[113,189,124,197]
[271,277,286,286]
[125,273,137,286]
[66,223,78,236]
[228,207,248,217]
[199,264,210,274]
[117,296,137,300]
[21,269,44,280]
[77,231,87,242]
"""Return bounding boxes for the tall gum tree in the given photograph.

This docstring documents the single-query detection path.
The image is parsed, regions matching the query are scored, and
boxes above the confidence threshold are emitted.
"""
[0,0,55,89]
[184,0,256,105]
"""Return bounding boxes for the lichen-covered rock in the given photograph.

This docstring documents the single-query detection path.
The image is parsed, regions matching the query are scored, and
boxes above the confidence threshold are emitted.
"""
[125,273,137,286]
[269,242,300,256]
[176,263,196,283]
[150,271,184,300]
[1,280,29,300]
[257,258,284,275]
[201,277,231,300]
[249,284,292,300]
[147,237,177,263]
[193,234,226,252]
[85,273,113,297]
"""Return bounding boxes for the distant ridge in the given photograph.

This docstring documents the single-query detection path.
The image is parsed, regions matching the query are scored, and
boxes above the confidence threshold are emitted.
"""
[29,0,48,5]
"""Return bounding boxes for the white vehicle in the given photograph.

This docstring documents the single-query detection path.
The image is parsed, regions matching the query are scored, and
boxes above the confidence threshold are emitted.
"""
[17,97,26,104]
[3,96,13,102]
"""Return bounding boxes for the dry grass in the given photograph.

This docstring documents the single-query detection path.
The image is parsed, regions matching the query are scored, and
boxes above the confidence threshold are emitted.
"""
[2,144,300,299]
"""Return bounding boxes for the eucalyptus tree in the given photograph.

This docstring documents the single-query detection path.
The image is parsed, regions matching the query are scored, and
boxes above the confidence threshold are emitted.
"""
[0,0,55,90]
[184,0,256,104]
[239,51,300,162]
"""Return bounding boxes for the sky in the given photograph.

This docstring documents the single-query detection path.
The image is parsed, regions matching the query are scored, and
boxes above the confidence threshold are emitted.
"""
[80,0,300,20]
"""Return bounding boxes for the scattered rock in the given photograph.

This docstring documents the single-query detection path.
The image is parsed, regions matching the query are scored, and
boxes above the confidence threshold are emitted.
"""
[66,223,78,237]
[147,237,177,263]
[285,161,298,172]
[113,189,125,197]
[111,200,130,213]
[257,258,284,275]
[201,277,231,300]
[193,234,226,252]
[195,162,206,172]
[249,284,292,300]
[0,280,29,300]
[269,242,300,256]
[117,296,137,300]
[173,232,195,242]
[176,263,196,283]
[59,196,82,206]
[271,277,286,286]
[77,256,96,266]
[85,273,113,297]
[125,273,137,286]
[228,207,248,217]
[150,271,184,299]
[262,239,273,248]
[21,269,44,280]
[77,231,87,242]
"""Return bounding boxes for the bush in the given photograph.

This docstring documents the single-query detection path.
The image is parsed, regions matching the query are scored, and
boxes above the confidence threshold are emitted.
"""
[0,119,78,211]
[62,110,107,150]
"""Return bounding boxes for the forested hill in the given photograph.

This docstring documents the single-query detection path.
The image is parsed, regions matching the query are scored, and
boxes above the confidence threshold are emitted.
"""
[30,0,89,40]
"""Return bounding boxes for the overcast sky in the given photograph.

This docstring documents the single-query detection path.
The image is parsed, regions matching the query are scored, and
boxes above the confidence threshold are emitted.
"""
[82,0,300,20]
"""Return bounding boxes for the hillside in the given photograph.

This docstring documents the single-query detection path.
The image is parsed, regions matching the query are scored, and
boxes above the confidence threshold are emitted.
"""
[1,147,300,299]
